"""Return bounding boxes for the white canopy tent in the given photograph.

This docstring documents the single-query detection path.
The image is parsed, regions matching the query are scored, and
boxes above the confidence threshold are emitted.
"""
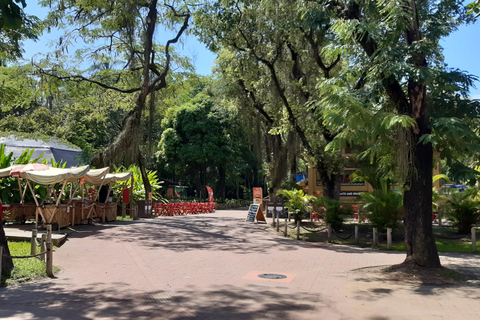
[0,165,21,179]
[85,171,134,222]
[18,165,90,230]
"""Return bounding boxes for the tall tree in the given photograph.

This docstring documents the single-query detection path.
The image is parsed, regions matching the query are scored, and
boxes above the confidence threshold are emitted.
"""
[195,0,345,199]
[37,0,192,194]
[317,0,475,267]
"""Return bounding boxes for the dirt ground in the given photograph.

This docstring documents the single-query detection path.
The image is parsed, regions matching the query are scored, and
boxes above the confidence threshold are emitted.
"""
[353,263,478,285]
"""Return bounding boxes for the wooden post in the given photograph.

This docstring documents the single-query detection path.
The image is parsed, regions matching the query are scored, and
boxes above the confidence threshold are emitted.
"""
[40,234,47,262]
[122,204,126,219]
[296,220,300,240]
[472,227,476,252]
[0,246,3,273]
[373,227,378,247]
[276,212,280,232]
[46,225,52,244]
[129,177,133,216]
[327,223,332,242]
[46,225,53,277]
[284,217,288,237]
[387,228,392,249]
[71,205,75,227]
[355,225,359,244]
[31,229,38,256]
[272,204,276,226]
[133,205,138,220]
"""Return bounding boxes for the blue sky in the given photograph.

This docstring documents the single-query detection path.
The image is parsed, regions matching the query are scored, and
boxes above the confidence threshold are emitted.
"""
[20,2,480,98]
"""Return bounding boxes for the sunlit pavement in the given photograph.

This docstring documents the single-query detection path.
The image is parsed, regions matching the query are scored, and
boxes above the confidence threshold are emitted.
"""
[1,210,480,319]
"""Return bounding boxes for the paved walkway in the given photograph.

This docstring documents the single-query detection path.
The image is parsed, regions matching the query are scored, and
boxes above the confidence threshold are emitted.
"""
[1,210,480,320]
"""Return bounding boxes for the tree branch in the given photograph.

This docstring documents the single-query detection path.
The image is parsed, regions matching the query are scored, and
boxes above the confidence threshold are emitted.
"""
[34,66,142,94]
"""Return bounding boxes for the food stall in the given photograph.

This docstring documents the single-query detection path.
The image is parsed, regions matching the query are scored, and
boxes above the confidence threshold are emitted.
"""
[85,171,133,223]
[73,167,110,225]
[0,165,20,223]
[18,165,90,230]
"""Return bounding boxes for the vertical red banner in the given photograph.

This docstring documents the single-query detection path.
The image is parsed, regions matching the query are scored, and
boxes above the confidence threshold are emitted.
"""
[122,189,130,203]
[206,186,214,203]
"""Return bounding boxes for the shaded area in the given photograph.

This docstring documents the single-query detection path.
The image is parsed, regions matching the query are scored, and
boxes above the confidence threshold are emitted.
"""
[0,282,337,320]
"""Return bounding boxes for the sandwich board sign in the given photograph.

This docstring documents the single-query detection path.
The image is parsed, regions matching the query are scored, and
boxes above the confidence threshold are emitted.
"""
[246,204,266,223]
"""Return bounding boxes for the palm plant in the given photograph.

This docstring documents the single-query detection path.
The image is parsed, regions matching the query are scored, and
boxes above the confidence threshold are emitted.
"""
[444,187,480,234]
[112,164,163,204]
[277,189,316,223]
[0,145,45,203]
[358,178,403,232]
[313,197,349,232]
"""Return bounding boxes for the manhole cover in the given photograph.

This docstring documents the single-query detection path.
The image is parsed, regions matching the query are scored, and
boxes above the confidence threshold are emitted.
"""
[258,273,287,280]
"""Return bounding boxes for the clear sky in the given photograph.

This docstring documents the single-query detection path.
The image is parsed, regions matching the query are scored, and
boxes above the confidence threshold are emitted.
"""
[20,1,480,98]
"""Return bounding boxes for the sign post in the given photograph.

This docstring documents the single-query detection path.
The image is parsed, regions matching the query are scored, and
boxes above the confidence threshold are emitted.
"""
[246,204,266,223]
[253,187,263,204]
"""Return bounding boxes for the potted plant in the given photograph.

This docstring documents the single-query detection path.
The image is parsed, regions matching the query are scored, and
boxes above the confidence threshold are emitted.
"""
[277,189,316,223]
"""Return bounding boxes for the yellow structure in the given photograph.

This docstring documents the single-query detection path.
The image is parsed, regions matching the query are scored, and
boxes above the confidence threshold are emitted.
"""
[305,148,442,204]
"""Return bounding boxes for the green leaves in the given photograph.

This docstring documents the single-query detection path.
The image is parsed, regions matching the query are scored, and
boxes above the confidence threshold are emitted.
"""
[359,178,403,231]
[0,144,13,168]
[277,188,316,221]
[467,0,480,17]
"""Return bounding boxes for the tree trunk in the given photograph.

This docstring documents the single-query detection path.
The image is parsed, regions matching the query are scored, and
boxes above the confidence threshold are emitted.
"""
[402,79,440,267]
[0,224,13,273]
[138,151,152,198]
[217,164,226,199]
[317,165,342,200]
[403,138,440,267]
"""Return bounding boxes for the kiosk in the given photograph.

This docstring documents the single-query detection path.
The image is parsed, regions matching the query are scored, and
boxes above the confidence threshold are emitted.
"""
[18,165,90,230]
[85,171,133,223]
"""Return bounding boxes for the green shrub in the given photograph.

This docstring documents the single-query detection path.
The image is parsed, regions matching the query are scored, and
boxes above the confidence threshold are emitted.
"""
[445,188,480,234]
[112,164,163,204]
[320,198,348,232]
[358,179,403,232]
[277,189,315,223]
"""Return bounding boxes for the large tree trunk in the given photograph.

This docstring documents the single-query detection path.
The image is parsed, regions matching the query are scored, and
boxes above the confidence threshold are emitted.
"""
[401,1,440,268]
[403,138,440,267]
[316,162,342,200]
[0,224,14,273]
[402,79,440,268]
[138,151,152,198]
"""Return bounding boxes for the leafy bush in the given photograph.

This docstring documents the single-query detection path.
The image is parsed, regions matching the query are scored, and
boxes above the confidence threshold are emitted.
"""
[112,164,163,204]
[444,188,480,234]
[0,145,46,204]
[277,189,315,223]
[315,198,349,232]
[358,180,403,232]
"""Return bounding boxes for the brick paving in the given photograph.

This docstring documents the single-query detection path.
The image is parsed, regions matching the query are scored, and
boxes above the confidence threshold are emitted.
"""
[1,209,480,319]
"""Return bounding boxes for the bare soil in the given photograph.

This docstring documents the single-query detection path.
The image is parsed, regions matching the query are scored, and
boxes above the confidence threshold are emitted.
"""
[352,264,477,285]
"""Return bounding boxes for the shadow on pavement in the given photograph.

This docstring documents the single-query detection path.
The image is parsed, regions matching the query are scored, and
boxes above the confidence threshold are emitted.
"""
[0,281,340,320]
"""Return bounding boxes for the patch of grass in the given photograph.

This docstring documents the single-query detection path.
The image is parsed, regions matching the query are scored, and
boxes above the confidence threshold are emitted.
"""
[277,221,480,254]
[1,241,59,287]
[116,215,133,221]
[436,239,480,253]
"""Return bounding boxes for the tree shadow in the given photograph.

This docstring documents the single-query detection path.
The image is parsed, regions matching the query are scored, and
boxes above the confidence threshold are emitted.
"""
[0,282,341,320]
[65,215,302,254]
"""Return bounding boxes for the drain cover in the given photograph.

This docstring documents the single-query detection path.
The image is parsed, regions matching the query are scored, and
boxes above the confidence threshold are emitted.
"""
[258,273,287,280]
